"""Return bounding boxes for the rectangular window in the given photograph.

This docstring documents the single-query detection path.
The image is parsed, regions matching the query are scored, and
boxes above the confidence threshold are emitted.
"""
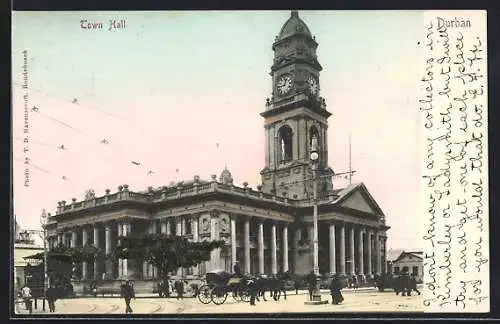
[412,266,418,276]
[394,266,400,274]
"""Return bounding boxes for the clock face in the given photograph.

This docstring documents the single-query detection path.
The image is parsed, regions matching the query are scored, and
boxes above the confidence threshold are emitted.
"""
[307,76,319,95]
[277,75,293,95]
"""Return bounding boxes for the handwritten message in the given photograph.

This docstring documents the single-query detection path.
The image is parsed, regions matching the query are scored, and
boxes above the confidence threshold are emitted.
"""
[419,11,489,312]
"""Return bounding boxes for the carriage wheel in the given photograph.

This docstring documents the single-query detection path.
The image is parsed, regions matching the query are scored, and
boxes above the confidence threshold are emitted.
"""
[232,290,241,302]
[197,285,213,304]
[241,290,251,302]
[211,287,228,305]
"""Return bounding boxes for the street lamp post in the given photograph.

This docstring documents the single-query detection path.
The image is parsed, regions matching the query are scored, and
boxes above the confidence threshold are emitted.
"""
[40,209,49,312]
[304,135,328,305]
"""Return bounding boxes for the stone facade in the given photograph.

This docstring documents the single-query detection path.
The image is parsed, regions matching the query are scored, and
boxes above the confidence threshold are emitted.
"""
[45,11,390,282]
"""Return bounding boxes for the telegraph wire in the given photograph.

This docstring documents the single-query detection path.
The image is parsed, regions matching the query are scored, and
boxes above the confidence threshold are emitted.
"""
[13,82,129,121]
[15,82,219,161]
[14,156,53,176]
[13,83,247,193]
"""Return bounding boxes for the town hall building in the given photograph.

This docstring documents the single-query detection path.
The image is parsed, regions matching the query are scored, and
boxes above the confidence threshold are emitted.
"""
[45,11,390,284]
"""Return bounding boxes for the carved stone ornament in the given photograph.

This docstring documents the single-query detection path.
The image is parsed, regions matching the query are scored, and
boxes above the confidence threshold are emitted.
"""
[200,215,210,234]
[219,214,230,233]
[85,189,96,201]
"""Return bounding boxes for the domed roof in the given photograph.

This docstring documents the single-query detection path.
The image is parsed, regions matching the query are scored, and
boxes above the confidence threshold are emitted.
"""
[276,11,312,42]
[219,167,234,185]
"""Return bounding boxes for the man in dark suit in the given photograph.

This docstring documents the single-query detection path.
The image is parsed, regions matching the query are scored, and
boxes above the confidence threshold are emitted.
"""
[233,262,242,277]
[409,274,421,295]
[45,285,58,313]
[174,279,184,299]
[121,280,135,314]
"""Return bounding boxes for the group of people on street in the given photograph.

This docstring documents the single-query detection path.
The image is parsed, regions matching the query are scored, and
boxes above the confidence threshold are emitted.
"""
[18,284,60,314]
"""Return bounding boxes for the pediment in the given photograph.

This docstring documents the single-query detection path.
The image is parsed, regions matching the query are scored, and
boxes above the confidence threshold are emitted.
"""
[335,183,384,217]
[339,190,376,214]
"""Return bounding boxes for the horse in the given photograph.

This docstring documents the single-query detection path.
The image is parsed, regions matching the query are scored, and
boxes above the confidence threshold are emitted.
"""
[254,273,288,301]
[395,273,412,296]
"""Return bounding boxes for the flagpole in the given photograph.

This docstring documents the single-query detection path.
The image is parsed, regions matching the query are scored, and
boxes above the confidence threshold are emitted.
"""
[349,134,352,185]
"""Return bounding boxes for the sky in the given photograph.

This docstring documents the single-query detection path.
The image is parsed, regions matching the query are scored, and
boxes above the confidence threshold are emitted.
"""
[12,10,424,250]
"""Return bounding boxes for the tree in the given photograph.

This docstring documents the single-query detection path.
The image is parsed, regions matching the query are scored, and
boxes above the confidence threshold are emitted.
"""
[112,233,225,281]
[26,243,101,264]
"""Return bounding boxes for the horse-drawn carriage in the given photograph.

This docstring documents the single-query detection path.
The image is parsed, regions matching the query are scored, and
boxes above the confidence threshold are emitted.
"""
[375,273,412,294]
[197,270,251,305]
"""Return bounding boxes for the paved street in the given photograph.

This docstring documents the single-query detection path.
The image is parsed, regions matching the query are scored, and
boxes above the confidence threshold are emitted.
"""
[15,287,423,315]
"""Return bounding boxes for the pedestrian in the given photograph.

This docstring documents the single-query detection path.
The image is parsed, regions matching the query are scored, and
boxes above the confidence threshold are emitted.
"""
[409,274,421,296]
[233,262,242,278]
[294,278,300,295]
[92,282,98,297]
[329,274,344,305]
[351,275,358,289]
[174,279,184,299]
[248,276,257,306]
[21,284,33,314]
[307,271,316,301]
[45,284,58,313]
[121,280,135,314]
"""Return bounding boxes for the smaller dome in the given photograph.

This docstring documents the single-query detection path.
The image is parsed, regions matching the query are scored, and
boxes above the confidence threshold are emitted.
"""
[276,11,313,42]
[220,167,234,185]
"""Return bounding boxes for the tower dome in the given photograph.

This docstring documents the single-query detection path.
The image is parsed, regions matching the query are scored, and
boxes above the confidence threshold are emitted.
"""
[220,167,234,185]
[276,11,313,42]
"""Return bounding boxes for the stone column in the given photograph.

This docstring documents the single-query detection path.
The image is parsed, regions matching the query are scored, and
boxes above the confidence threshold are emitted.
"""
[258,222,264,274]
[375,231,382,274]
[93,225,100,279]
[57,233,63,246]
[176,219,182,236]
[105,224,112,277]
[293,227,301,274]
[118,222,123,278]
[82,228,88,280]
[367,230,373,277]
[282,225,289,273]
[329,223,336,274]
[176,218,183,276]
[244,219,250,274]
[339,223,346,275]
[358,228,364,278]
[270,223,277,274]
[166,220,171,235]
[150,221,157,278]
[231,217,237,267]
[192,216,199,276]
[209,215,219,272]
[122,222,130,278]
[145,222,154,278]
[160,219,167,234]
[349,226,355,275]
[70,231,77,248]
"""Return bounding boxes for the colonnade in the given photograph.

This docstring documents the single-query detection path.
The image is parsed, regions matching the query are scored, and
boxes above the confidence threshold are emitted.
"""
[48,216,386,280]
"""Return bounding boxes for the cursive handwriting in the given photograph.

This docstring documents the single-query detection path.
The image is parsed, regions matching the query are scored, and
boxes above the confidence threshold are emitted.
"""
[420,12,489,312]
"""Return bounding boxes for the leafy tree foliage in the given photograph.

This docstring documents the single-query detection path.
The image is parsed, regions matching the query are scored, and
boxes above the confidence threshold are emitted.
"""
[26,243,101,263]
[112,233,225,280]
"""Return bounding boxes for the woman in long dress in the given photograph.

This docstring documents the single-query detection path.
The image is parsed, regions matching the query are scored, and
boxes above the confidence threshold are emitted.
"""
[330,275,344,305]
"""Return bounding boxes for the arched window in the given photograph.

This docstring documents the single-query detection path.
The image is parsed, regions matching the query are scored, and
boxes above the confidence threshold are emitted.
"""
[277,125,293,163]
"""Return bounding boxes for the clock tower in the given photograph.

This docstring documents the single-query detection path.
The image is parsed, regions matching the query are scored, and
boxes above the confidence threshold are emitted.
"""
[260,11,334,200]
